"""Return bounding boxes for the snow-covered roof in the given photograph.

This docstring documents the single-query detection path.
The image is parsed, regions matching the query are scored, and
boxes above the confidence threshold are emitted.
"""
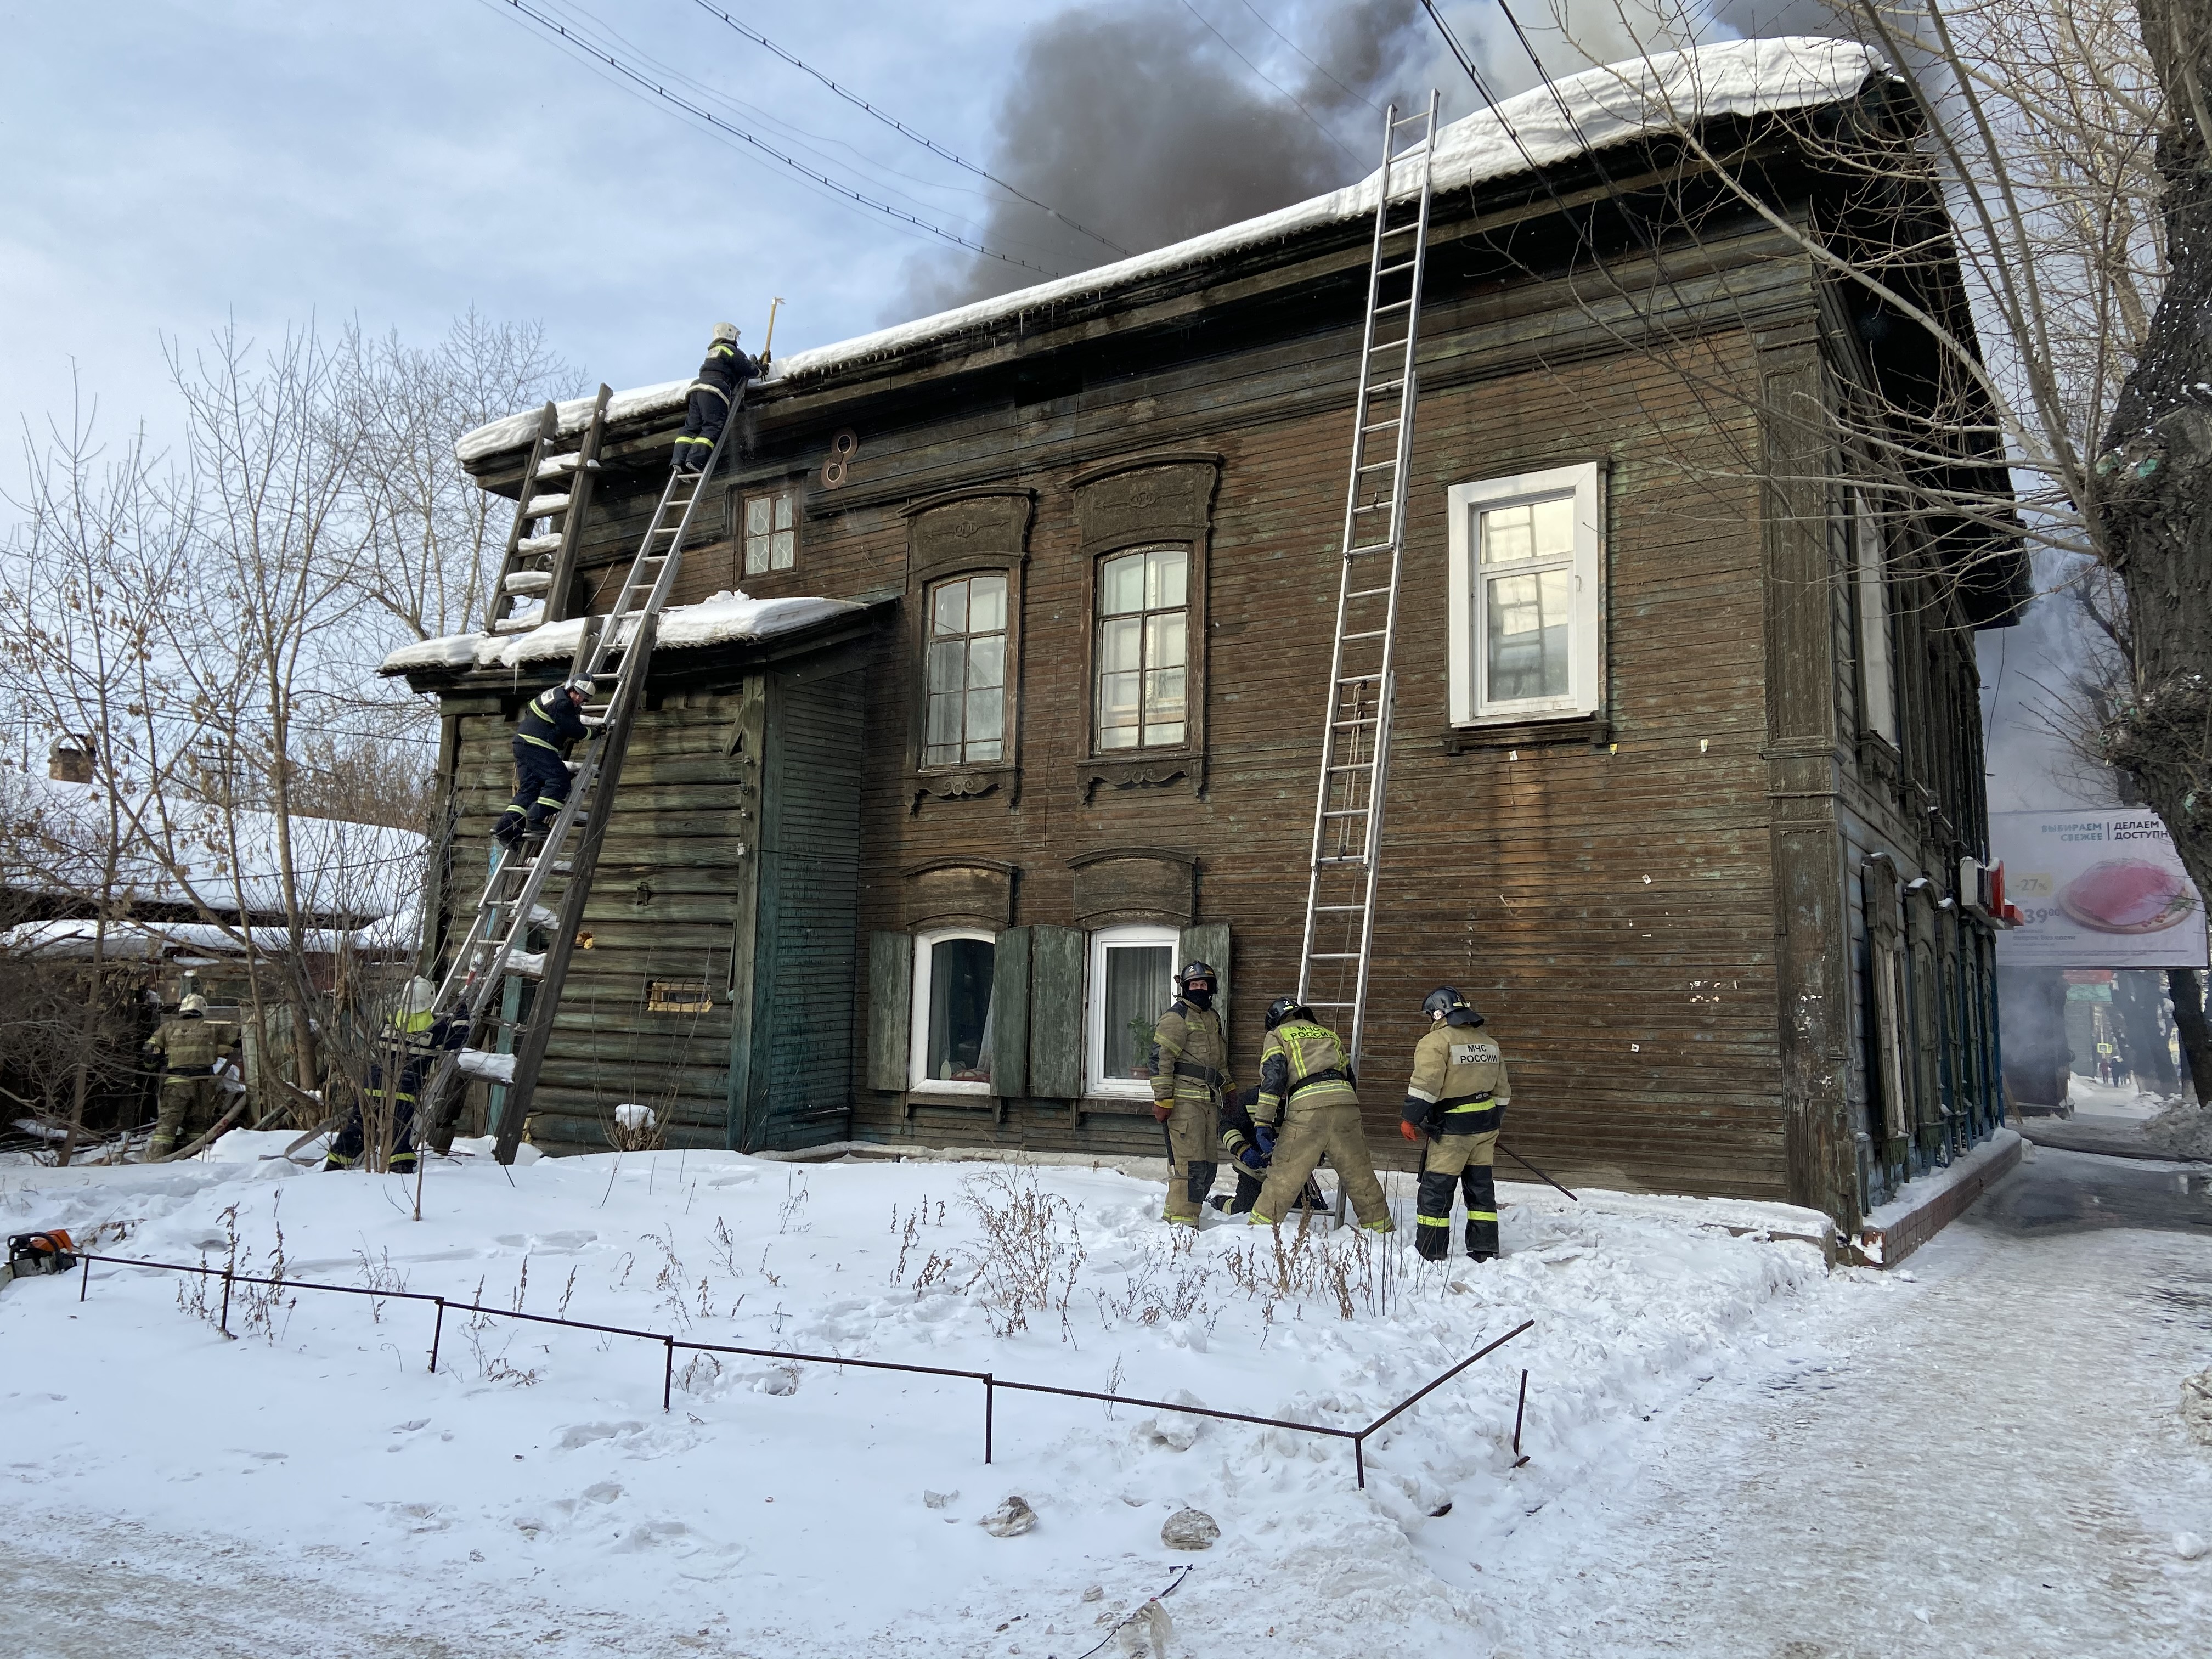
[1,915,407,961]
[2,772,422,924]
[456,37,1884,464]
[379,590,867,676]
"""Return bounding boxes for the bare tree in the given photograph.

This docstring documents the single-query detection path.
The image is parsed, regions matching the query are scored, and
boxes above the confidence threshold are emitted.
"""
[0,392,193,1160]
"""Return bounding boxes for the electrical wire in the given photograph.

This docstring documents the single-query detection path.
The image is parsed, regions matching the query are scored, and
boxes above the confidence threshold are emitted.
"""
[1233,0,1384,115]
[686,0,1134,257]
[487,0,1061,276]
[1180,0,1367,167]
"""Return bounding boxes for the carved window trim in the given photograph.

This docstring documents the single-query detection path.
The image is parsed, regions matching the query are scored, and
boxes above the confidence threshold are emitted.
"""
[1070,453,1221,801]
[901,488,1035,811]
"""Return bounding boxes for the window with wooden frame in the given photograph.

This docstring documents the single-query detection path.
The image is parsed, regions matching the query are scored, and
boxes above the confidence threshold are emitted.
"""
[742,485,798,575]
[909,927,997,1092]
[1447,461,1605,725]
[923,573,1008,768]
[1093,544,1189,752]
[1085,924,1178,1097]
[1852,488,1900,746]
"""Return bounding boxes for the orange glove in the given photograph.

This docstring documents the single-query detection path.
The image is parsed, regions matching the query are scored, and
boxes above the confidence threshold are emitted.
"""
[1399,1120,1421,1142]
[1151,1102,1173,1123]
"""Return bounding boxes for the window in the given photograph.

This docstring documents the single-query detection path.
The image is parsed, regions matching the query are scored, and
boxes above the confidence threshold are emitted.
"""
[1094,545,1188,751]
[743,487,798,574]
[923,574,1007,767]
[1447,462,1604,724]
[910,928,996,1091]
[1853,490,1899,744]
[1085,925,1177,1096]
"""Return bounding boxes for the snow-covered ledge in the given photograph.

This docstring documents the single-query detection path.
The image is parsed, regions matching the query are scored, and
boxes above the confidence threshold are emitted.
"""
[379,591,865,678]
[1853,1129,2023,1268]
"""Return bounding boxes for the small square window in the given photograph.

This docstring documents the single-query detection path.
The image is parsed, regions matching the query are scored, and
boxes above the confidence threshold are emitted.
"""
[1448,463,1604,725]
[743,487,798,575]
[910,929,996,1091]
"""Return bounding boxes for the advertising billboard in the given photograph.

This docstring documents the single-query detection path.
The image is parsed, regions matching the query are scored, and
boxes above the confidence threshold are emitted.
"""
[1991,809,2209,969]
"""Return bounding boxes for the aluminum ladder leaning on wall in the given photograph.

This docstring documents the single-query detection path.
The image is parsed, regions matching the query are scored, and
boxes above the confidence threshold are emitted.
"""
[1295,92,1440,1084]
[417,405,744,1165]
[489,386,612,629]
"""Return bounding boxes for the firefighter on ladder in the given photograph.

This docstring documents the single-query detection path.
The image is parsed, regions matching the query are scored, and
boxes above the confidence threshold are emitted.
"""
[1248,998,1393,1232]
[494,678,592,851]
[325,978,467,1173]
[1148,960,1231,1226]
[1401,986,1509,1261]
[670,323,763,474]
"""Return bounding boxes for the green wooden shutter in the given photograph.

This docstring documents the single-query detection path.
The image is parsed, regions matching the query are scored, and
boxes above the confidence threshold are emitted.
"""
[867,931,912,1092]
[991,927,1031,1098]
[1029,924,1085,1098]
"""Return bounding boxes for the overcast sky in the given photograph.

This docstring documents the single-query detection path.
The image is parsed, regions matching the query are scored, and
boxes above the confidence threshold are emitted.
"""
[0,1,1713,447]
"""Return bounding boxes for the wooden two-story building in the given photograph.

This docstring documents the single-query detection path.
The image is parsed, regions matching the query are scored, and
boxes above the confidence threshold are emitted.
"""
[387,38,2025,1229]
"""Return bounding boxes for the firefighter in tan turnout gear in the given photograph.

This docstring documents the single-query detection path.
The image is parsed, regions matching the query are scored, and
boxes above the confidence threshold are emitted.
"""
[1248,997,1393,1232]
[1149,961,1231,1226]
[142,994,239,1159]
[1401,986,1509,1261]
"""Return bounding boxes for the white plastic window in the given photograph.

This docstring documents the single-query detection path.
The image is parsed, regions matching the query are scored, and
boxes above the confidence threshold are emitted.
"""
[1448,463,1604,724]
[910,928,996,1092]
[923,574,1008,767]
[744,488,797,574]
[1086,924,1177,1096]
[1094,545,1188,751]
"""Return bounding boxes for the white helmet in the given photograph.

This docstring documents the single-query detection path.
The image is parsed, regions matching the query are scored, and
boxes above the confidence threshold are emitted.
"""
[564,676,594,697]
[179,993,209,1017]
[399,977,436,1017]
[710,321,740,345]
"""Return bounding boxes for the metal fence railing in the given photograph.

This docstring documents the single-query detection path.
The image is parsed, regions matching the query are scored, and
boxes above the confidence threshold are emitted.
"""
[63,1250,1534,1489]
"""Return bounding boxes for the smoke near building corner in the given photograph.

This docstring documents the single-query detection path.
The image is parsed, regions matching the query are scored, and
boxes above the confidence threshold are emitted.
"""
[891,0,1426,321]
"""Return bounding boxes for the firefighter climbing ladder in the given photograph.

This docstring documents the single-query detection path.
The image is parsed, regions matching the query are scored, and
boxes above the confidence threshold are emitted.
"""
[417,409,743,1163]
[1295,92,1440,1080]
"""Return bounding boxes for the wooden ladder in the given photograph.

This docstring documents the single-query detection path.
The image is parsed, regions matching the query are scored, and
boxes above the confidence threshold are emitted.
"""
[487,386,612,633]
[421,402,743,1163]
[1294,93,1440,1080]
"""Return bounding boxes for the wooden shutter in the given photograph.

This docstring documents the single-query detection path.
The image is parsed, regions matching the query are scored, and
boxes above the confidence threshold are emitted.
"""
[1178,923,1230,1018]
[991,927,1031,1098]
[1028,924,1085,1098]
[866,931,912,1092]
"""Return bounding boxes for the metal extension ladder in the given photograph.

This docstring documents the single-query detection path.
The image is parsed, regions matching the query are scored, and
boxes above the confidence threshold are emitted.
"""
[418,410,742,1163]
[1294,93,1440,1080]
[490,387,612,630]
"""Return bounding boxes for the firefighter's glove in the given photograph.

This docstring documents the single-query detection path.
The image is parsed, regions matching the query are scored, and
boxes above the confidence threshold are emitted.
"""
[1150,1102,1172,1124]
[1399,1119,1423,1143]
[1254,1125,1276,1157]
[1236,1142,1267,1175]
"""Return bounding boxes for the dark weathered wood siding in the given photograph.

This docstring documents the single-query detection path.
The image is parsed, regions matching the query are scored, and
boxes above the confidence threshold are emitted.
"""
[418,136,2012,1220]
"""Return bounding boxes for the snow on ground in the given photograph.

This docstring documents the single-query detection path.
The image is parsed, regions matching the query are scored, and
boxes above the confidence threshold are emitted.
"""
[2068,1077,2174,1122]
[3,1143,1833,1656]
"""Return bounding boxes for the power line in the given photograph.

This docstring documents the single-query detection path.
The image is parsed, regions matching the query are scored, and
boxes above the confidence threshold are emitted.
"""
[1233,0,1384,116]
[488,0,1062,277]
[685,1,1135,258]
[1181,0,1366,168]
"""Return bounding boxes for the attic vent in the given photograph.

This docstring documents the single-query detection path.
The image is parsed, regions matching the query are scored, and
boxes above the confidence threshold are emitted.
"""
[645,979,713,1015]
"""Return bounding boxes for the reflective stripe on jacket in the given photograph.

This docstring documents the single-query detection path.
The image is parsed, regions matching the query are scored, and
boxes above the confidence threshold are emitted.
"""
[144,1016,236,1075]
[516,684,587,755]
[1403,1015,1509,1133]
[1149,1001,1230,1104]
[1256,1021,1358,1121]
